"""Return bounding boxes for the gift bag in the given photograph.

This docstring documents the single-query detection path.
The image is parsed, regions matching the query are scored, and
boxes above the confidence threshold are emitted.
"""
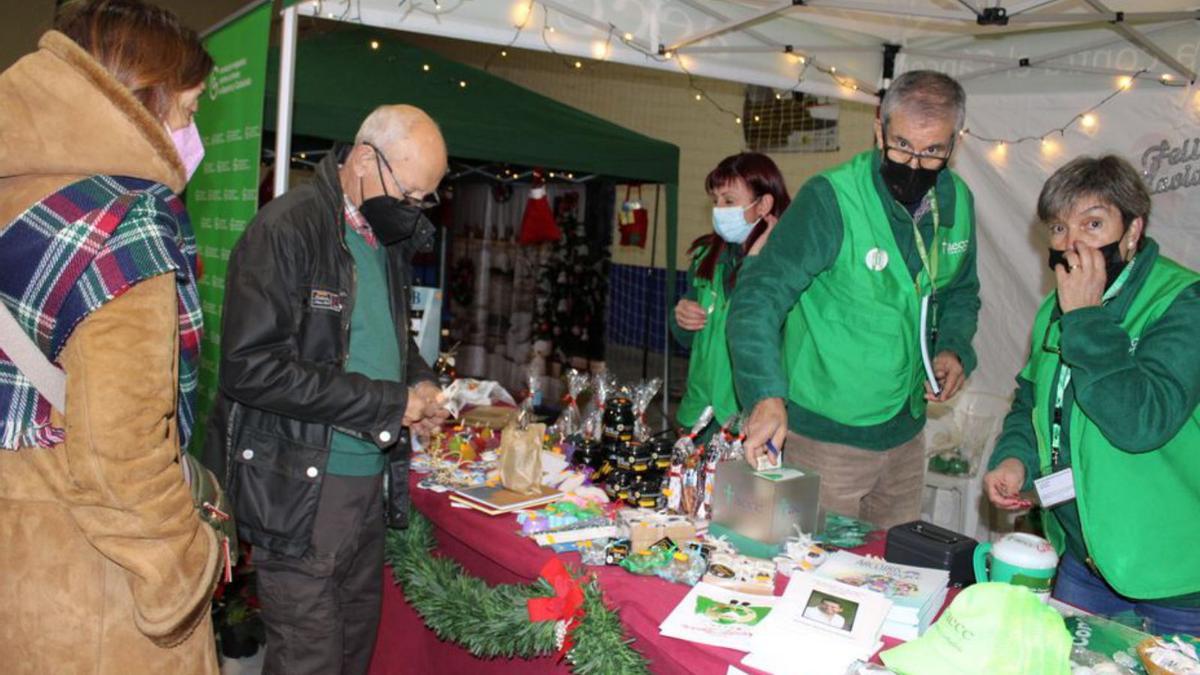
[500,422,546,494]
[618,185,649,248]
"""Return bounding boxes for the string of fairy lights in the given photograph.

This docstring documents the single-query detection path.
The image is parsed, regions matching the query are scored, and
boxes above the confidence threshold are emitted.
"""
[307,0,1192,150]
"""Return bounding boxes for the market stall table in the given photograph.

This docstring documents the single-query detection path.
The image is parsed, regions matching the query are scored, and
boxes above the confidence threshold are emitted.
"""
[368,473,953,674]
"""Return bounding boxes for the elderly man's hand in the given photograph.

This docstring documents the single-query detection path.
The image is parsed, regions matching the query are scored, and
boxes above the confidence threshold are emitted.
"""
[743,397,788,468]
[1056,242,1107,313]
[407,381,449,437]
[924,351,965,402]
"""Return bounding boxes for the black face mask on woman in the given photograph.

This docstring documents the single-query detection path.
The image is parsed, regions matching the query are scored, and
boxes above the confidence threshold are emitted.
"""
[359,146,435,249]
[1047,239,1130,289]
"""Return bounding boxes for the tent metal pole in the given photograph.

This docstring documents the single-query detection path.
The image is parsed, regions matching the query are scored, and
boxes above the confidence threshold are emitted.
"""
[678,45,879,55]
[538,0,653,53]
[1004,0,1066,16]
[904,47,1160,80]
[947,23,1181,82]
[802,0,974,22]
[953,0,980,17]
[665,0,793,53]
[1006,11,1200,24]
[642,184,661,381]
[1081,0,1197,82]
[272,4,299,198]
[675,0,779,47]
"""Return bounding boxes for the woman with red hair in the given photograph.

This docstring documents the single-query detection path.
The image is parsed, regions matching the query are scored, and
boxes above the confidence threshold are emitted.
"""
[672,152,791,429]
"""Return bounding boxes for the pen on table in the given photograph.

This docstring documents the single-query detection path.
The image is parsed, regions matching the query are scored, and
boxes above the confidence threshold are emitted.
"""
[765,439,780,462]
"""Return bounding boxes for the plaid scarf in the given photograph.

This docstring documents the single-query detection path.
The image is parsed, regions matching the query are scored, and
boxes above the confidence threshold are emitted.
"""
[0,175,201,450]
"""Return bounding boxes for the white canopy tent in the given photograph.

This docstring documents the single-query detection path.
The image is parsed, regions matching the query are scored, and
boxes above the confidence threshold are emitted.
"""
[274,0,1200,402]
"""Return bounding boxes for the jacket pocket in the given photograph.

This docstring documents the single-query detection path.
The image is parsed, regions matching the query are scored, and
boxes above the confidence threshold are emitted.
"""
[228,428,326,552]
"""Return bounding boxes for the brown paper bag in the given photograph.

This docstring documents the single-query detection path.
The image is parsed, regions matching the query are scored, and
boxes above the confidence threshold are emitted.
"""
[500,422,545,494]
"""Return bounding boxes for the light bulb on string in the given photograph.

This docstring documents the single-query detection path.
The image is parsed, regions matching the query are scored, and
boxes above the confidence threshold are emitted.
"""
[1081,113,1097,129]
[459,80,467,88]
[501,50,508,57]
[623,32,633,41]
[511,1,531,27]
[662,50,674,60]
[1118,75,1133,90]
[735,116,742,125]
[1161,73,1173,83]
[695,93,702,101]
[775,92,782,100]
[370,40,380,50]
[574,60,582,69]
[422,64,431,72]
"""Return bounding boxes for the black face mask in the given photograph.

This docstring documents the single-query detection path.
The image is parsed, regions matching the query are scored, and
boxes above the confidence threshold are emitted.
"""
[880,154,941,205]
[1047,239,1130,289]
[358,151,436,250]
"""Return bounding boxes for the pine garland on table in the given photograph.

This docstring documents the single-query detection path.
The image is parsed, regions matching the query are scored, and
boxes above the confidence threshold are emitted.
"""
[385,512,651,675]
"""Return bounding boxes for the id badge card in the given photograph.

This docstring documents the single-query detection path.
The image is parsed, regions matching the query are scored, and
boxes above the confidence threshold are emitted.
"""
[1034,468,1076,508]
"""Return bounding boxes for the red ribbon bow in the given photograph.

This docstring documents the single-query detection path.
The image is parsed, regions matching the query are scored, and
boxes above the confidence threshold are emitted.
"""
[526,558,585,657]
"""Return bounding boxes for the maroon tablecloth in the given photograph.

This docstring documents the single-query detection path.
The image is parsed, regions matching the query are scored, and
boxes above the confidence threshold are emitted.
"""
[368,476,951,674]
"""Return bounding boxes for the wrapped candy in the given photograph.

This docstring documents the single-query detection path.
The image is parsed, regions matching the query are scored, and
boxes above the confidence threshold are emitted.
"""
[518,368,539,429]
[550,369,590,438]
[669,406,714,516]
[584,373,617,441]
[632,377,662,441]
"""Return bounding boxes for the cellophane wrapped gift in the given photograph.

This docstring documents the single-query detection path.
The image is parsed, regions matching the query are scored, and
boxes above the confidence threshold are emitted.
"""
[549,369,589,438]
[632,377,662,441]
[584,372,617,441]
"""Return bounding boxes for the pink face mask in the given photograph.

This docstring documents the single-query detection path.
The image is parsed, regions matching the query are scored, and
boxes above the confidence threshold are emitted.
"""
[166,120,205,181]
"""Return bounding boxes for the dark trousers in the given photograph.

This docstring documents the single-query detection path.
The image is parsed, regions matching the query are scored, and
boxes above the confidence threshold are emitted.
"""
[257,473,385,675]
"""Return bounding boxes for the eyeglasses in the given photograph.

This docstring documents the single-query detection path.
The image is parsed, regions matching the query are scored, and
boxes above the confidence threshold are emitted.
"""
[884,144,953,170]
[365,142,441,210]
[882,133,954,170]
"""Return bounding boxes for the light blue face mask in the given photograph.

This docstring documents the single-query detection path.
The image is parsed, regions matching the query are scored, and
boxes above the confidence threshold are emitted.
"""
[712,198,761,244]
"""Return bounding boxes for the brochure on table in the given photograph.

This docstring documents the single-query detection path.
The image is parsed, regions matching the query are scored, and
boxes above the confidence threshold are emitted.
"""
[659,582,780,652]
[741,574,892,674]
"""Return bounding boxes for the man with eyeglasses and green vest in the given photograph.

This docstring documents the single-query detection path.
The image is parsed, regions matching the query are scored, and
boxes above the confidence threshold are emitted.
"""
[728,71,980,529]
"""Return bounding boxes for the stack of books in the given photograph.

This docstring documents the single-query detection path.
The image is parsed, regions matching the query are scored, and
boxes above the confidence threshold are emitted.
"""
[812,551,949,640]
[449,484,561,515]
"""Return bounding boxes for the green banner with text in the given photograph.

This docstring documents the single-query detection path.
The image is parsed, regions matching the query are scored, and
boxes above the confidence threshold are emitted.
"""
[187,2,271,454]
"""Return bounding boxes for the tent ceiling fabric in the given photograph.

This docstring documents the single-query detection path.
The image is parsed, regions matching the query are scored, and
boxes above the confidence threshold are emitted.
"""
[288,0,1200,103]
[263,26,679,184]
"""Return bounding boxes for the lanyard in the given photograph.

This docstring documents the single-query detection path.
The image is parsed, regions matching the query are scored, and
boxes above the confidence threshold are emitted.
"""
[1048,257,1138,468]
[911,194,941,299]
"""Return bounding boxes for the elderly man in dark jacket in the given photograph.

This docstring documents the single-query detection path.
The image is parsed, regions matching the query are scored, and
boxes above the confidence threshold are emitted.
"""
[205,104,449,675]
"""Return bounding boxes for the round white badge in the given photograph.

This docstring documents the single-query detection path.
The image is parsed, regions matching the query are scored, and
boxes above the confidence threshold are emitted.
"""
[865,248,889,271]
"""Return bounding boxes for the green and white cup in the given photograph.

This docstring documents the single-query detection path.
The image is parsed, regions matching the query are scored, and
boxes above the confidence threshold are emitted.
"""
[974,533,1059,601]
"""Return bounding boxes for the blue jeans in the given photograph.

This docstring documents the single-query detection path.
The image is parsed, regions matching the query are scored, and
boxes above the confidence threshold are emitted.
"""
[1054,553,1200,637]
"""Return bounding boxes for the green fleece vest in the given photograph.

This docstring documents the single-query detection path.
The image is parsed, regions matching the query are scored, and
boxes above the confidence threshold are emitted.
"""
[1028,255,1200,599]
[678,251,739,428]
[781,151,972,426]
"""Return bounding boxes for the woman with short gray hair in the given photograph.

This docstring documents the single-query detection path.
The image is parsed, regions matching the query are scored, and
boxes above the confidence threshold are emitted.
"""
[984,154,1200,635]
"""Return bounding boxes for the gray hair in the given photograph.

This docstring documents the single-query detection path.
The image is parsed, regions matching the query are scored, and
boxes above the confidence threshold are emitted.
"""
[1037,154,1151,230]
[881,70,967,133]
[354,105,413,149]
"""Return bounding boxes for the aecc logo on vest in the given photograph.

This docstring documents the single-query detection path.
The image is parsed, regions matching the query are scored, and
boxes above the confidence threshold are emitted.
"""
[942,239,969,256]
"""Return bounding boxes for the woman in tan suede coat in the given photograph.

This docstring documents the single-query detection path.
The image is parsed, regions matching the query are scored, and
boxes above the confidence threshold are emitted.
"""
[0,2,219,673]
